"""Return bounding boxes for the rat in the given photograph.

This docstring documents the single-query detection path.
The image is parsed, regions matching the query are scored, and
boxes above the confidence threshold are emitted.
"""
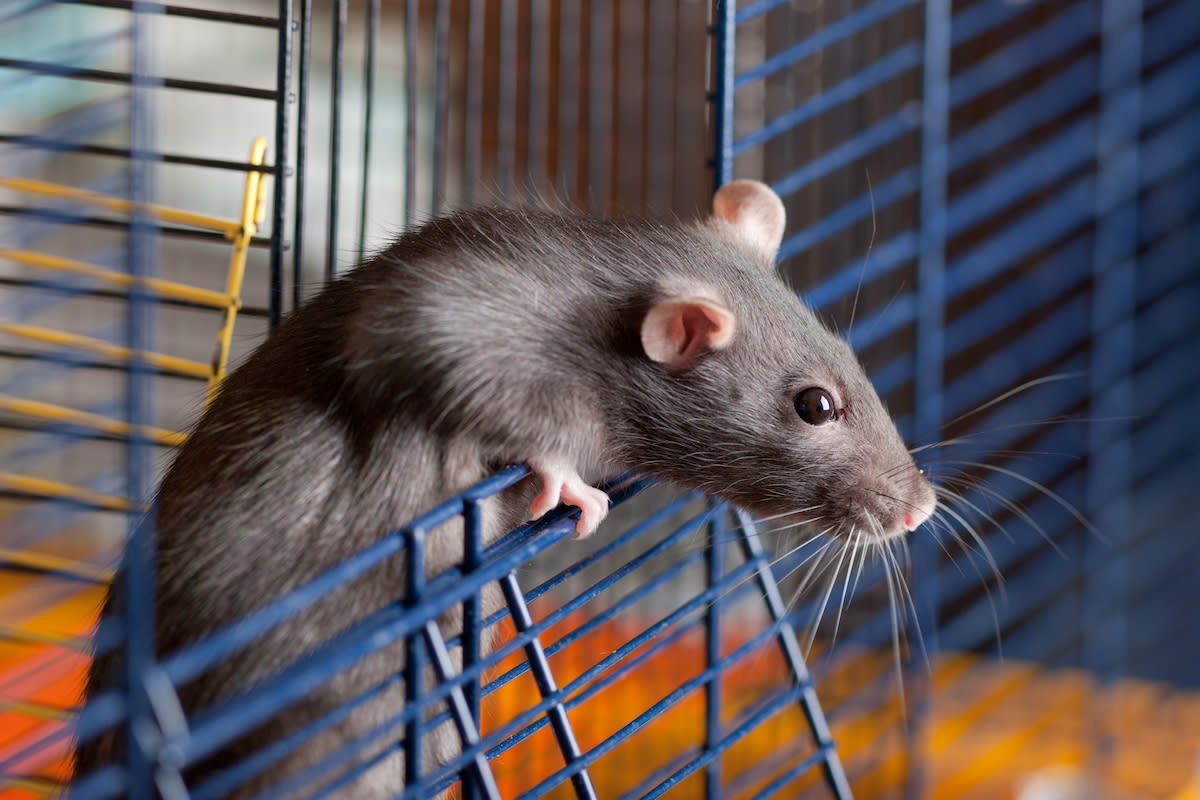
[73,180,937,799]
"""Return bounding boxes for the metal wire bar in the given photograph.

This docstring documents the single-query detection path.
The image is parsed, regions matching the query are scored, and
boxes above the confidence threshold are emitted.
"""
[556,0,579,202]
[777,167,919,263]
[404,0,418,225]
[123,8,157,795]
[268,0,293,325]
[703,504,724,800]
[69,0,278,27]
[325,0,346,280]
[499,572,598,800]
[291,0,311,313]
[944,175,1095,304]
[948,56,1098,173]
[640,686,827,800]
[735,0,921,88]
[946,119,1095,239]
[404,526,427,790]
[711,0,736,191]
[0,57,276,99]
[0,134,277,172]
[732,509,854,798]
[771,107,919,200]
[419,621,501,799]
[355,0,378,263]
[431,0,450,214]
[948,2,1097,110]
[733,42,921,156]
[464,0,484,204]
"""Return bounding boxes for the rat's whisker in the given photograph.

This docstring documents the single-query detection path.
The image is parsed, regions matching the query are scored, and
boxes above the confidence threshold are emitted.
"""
[911,445,1078,468]
[909,414,1101,455]
[882,530,926,668]
[940,459,1104,542]
[879,534,908,721]
[933,373,1085,437]
[935,496,1007,601]
[785,522,845,612]
[932,506,1008,658]
[847,530,870,603]
[764,529,830,572]
[969,483,1059,547]
[846,168,876,338]
[933,485,1018,546]
[803,534,850,658]
[778,533,835,595]
[950,481,1066,558]
[923,519,972,577]
[866,487,931,522]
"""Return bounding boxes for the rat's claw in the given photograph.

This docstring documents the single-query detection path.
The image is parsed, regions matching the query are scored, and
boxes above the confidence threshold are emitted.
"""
[529,457,610,538]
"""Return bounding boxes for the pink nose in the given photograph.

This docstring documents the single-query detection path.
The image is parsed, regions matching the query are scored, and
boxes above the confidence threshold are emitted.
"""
[902,497,936,532]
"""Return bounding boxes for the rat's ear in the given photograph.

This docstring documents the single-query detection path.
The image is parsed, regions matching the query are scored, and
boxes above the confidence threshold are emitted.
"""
[709,179,786,265]
[641,290,736,371]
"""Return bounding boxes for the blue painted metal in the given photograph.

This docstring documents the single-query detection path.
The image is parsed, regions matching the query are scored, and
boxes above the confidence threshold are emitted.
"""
[500,571,599,800]
[6,0,1199,798]
[771,107,919,200]
[711,0,736,192]
[704,502,725,800]
[910,0,950,797]
[404,525,428,790]
[733,43,922,156]
[735,0,921,88]
[1083,0,1143,713]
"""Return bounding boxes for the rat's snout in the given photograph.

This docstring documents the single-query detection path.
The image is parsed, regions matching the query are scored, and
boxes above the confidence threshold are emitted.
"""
[901,490,937,532]
[889,471,937,537]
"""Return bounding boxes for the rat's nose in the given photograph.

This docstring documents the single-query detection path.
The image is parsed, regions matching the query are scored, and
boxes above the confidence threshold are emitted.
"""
[902,492,937,532]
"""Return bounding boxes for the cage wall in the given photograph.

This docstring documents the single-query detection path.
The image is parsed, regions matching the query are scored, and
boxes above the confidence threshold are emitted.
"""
[1,1,1198,799]
[718,0,1200,795]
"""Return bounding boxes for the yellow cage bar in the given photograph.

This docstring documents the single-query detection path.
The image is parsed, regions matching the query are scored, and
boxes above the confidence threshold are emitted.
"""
[0,137,269,511]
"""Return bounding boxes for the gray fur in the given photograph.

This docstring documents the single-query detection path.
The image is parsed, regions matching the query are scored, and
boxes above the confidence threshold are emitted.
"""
[75,202,933,798]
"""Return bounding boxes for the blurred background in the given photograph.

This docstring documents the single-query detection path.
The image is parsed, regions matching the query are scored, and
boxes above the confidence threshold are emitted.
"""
[1,0,1198,798]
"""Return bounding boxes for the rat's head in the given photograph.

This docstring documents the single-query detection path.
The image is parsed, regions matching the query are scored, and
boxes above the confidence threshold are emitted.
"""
[621,180,936,542]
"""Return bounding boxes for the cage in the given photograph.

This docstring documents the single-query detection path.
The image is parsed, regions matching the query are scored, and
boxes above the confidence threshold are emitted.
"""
[1,1,1198,799]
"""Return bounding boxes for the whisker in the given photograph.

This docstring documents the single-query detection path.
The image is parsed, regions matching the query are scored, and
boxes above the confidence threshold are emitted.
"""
[846,168,876,338]
[933,373,1085,438]
[879,535,908,721]
[935,499,1008,602]
[954,481,1067,558]
[803,534,850,657]
[781,535,837,608]
[882,531,927,669]
[826,531,866,651]
[941,460,1105,543]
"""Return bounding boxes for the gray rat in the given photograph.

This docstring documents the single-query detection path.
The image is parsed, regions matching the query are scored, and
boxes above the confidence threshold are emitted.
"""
[74,180,936,798]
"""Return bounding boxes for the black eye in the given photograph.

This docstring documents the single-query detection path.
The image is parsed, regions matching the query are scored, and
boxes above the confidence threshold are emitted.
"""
[793,387,838,426]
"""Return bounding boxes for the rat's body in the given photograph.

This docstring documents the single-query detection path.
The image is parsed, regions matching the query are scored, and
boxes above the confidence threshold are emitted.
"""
[74,182,936,798]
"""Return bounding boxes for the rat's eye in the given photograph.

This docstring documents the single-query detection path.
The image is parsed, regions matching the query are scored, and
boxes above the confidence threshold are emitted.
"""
[793,387,838,426]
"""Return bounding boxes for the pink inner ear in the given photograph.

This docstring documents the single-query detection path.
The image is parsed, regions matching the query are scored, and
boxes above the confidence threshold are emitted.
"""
[680,303,732,353]
[642,297,735,369]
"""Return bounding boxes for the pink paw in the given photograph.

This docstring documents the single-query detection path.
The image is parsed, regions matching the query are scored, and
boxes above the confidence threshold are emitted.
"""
[528,457,610,538]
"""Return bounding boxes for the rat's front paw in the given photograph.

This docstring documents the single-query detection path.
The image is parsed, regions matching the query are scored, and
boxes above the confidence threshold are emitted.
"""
[528,457,610,538]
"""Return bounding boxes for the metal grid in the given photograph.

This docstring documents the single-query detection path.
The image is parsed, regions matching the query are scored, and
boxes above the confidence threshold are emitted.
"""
[1,0,1198,799]
[720,0,1200,792]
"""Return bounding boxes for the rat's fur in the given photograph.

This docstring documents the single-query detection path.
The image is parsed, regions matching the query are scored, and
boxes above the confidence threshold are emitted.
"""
[75,183,934,798]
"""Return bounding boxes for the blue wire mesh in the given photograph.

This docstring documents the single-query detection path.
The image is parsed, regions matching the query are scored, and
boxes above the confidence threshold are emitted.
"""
[2,0,1199,798]
[724,0,1199,792]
